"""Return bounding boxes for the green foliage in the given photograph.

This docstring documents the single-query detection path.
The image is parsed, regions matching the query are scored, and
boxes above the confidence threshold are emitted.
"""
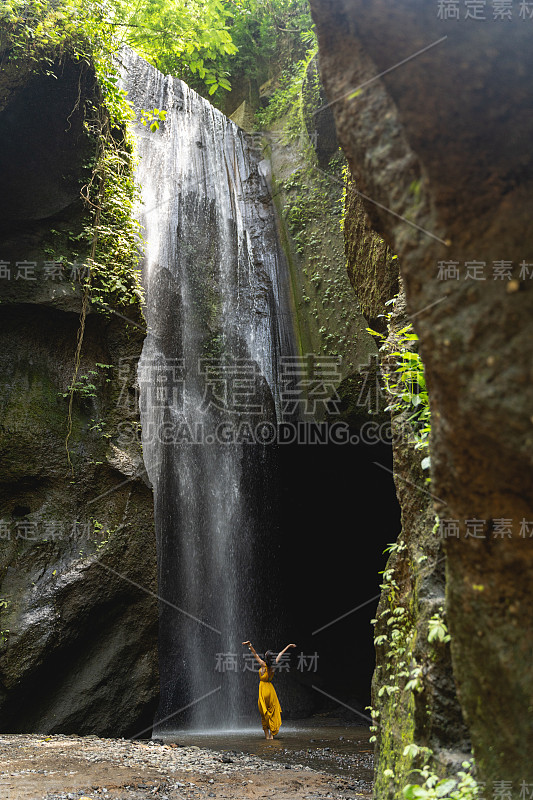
[0,598,10,646]
[339,163,350,232]
[224,0,313,97]
[1,0,317,106]
[1,0,102,66]
[112,0,238,95]
[403,744,432,761]
[60,372,99,402]
[140,107,167,131]
[403,759,479,800]
[428,611,451,644]
[1,1,147,469]
[1,0,145,311]
[78,123,145,310]
[92,517,117,550]
[0,0,319,108]
[367,296,431,464]
[110,0,314,103]
[404,663,424,694]
[369,537,415,744]
[278,160,352,360]
[59,364,112,402]
[255,50,313,128]
[282,170,334,254]
[1,0,324,463]
[254,37,318,146]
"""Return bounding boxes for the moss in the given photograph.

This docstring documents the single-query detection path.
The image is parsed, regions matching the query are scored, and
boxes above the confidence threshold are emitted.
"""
[268,135,377,406]
[252,39,378,413]
[368,418,466,797]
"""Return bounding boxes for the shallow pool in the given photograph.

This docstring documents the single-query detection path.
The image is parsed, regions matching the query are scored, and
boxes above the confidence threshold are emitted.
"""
[155,717,374,790]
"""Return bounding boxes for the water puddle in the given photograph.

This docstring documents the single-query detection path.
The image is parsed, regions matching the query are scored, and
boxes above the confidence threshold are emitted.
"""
[157,717,374,788]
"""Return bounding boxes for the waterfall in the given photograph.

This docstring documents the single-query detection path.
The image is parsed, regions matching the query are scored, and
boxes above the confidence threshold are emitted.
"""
[120,50,297,731]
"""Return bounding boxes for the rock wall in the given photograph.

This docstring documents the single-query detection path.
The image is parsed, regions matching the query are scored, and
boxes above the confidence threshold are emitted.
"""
[343,181,398,334]
[0,56,158,736]
[248,57,380,426]
[368,288,471,797]
[310,0,533,794]
[343,164,469,792]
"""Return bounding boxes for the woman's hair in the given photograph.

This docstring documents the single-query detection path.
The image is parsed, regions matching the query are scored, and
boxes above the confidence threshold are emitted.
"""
[264,650,274,671]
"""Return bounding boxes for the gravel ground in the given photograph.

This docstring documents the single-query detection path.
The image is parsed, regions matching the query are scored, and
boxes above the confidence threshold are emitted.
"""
[0,734,373,800]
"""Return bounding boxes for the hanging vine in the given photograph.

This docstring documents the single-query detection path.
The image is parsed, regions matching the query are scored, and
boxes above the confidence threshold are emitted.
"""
[63,79,146,471]
[64,92,107,473]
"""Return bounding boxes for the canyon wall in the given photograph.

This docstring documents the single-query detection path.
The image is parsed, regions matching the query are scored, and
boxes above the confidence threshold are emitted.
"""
[310,0,533,794]
[0,55,158,737]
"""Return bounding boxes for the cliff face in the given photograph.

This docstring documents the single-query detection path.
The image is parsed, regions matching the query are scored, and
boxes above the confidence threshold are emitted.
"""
[343,181,398,335]
[245,59,383,428]
[310,0,533,792]
[344,173,468,790]
[0,55,158,736]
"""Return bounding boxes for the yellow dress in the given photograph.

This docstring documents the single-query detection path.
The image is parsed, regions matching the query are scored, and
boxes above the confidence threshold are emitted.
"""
[258,665,282,736]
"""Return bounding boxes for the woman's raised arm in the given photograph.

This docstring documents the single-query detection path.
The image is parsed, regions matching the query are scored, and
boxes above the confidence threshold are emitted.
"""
[275,643,297,664]
[242,640,265,668]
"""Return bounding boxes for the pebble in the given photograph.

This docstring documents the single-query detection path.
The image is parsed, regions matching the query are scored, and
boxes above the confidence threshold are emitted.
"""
[0,731,374,799]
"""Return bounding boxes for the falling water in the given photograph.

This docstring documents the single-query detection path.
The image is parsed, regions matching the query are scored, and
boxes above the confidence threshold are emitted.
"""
[120,50,297,731]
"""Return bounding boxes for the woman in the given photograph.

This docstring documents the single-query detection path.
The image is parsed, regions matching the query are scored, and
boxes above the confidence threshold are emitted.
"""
[242,640,296,739]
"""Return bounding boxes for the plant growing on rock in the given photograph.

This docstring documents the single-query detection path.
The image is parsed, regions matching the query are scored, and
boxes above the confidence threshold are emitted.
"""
[0,598,10,646]
[403,758,479,800]
[427,611,451,645]
[368,298,431,468]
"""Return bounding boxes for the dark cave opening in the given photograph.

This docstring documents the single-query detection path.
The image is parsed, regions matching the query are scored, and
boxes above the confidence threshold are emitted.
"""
[0,58,96,227]
[274,433,400,719]
[153,426,399,731]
